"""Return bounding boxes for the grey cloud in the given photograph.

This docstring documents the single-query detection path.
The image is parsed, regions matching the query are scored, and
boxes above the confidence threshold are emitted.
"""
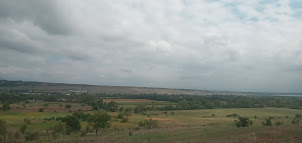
[0,0,72,35]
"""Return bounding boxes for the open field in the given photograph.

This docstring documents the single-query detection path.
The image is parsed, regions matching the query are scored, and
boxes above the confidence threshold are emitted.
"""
[1,100,302,143]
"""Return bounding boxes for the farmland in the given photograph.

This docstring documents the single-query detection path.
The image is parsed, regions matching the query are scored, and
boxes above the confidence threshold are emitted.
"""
[1,100,302,143]
[1,81,302,142]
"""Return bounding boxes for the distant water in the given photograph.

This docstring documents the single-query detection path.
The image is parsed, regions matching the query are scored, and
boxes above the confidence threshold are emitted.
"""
[275,94,302,97]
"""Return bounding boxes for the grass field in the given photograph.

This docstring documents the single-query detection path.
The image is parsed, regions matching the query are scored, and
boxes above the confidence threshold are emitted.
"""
[1,101,302,143]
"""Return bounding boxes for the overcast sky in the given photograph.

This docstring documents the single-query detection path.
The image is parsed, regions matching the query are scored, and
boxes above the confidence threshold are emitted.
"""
[1,0,302,93]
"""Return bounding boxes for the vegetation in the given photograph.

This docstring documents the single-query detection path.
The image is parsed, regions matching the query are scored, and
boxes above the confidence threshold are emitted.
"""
[2,103,10,111]
[1,90,302,142]
[62,115,81,134]
[234,117,253,127]
[0,120,7,142]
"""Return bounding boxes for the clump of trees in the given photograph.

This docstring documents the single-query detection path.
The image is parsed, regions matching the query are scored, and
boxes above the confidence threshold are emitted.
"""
[227,113,239,118]
[62,115,81,134]
[234,117,253,127]
[88,112,111,135]
[0,119,7,142]
[134,104,146,113]
[139,118,159,129]
[262,118,272,126]
[53,122,65,140]
[292,114,301,124]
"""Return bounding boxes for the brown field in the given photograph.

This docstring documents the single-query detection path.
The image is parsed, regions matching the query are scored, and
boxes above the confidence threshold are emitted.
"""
[103,99,157,102]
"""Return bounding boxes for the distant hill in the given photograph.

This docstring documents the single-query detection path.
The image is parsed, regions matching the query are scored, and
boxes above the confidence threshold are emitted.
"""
[0,80,299,96]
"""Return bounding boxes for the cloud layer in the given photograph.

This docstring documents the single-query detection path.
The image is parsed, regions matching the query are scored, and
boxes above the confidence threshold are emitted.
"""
[1,0,302,92]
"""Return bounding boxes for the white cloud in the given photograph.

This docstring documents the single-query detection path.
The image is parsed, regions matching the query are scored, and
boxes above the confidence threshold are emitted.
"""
[0,0,302,92]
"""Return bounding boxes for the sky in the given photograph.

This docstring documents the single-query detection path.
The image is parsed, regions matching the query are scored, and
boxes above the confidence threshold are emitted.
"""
[0,0,302,93]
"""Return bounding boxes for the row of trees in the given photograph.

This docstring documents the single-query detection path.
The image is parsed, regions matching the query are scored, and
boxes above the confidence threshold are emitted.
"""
[1,92,302,112]
[0,111,112,142]
[234,114,301,127]
[100,94,302,110]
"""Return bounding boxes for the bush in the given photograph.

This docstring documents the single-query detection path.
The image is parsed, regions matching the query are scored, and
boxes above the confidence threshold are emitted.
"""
[144,118,158,129]
[51,131,58,140]
[292,118,300,124]
[24,118,31,124]
[65,104,72,109]
[121,117,128,123]
[275,121,283,126]
[2,103,10,111]
[80,130,87,137]
[117,113,124,119]
[262,118,272,126]
[25,131,39,141]
[19,125,27,134]
[227,113,239,118]
[234,117,253,127]
[39,108,44,112]
[138,121,145,126]
[295,114,301,119]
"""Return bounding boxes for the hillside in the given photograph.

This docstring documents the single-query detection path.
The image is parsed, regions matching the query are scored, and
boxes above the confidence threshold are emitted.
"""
[0,80,282,96]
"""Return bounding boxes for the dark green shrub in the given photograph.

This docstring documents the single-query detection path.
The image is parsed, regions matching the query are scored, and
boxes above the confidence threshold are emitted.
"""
[234,117,253,127]
[262,118,272,126]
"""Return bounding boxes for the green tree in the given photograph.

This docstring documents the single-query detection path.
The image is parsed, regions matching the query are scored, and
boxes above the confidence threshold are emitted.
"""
[39,108,44,112]
[107,101,118,112]
[63,115,81,134]
[2,103,10,111]
[144,118,158,129]
[25,131,39,141]
[117,113,124,119]
[88,112,111,135]
[53,122,65,140]
[262,118,272,126]
[134,104,146,113]
[65,104,72,109]
[0,120,7,142]
[20,124,27,134]
[234,117,253,127]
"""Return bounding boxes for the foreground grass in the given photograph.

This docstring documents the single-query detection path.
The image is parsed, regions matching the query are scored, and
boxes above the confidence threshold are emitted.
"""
[1,107,301,142]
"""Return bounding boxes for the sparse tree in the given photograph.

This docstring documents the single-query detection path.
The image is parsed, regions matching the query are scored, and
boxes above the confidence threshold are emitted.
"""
[107,101,118,112]
[25,131,39,141]
[144,118,158,129]
[39,108,44,112]
[20,124,27,134]
[234,117,253,127]
[134,104,146,113]
[262,118,272,126]
[117,113,124,119]
[53,122,65,140]
[63,115,81,134]
[88,112,111,135]
[0,119,7,142]
[2,103,10,111]
[65,104,72,109]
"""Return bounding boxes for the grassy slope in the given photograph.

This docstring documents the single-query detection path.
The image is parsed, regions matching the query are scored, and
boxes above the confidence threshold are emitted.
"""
[1,105,302,143]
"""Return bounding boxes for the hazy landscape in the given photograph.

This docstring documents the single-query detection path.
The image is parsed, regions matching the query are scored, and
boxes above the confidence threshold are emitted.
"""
[1,80,302,143]
[1,0,302,143]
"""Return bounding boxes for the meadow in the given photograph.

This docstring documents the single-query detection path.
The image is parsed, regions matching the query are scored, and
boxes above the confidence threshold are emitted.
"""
[1,100,302,143]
